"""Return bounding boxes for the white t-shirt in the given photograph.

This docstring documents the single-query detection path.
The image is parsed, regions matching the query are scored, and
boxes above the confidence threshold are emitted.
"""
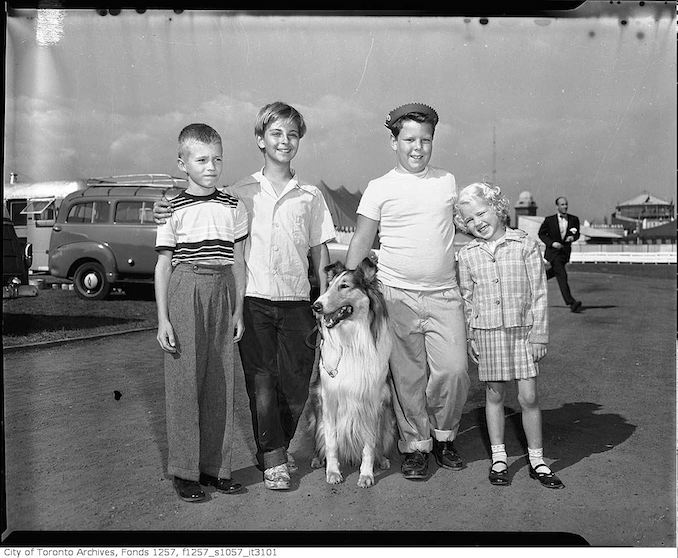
[357,166,458,291]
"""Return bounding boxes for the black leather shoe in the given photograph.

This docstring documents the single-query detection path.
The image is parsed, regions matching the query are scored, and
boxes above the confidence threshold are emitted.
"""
[173,477,207,502]
[488,461,510,486]
[433,440,465,470]
[199,473,243,494]
[570,300,582,313]
[529,464,565,489]
[401,450,429,480]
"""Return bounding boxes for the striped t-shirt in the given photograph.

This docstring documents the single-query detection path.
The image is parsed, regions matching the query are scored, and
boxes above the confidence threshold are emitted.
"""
[155,189,249,266]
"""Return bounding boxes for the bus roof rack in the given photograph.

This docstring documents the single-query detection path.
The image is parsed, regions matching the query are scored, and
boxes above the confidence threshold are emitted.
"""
[86,174,188,188]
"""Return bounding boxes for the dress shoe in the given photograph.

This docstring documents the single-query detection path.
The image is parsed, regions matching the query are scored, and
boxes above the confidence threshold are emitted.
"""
[570,300,582,313]
[401,450,429,480]
[488,461,510,486]
[173,477,207,502]
[529,464,565,489]
[199,473,243,494]
[433,440,465,470]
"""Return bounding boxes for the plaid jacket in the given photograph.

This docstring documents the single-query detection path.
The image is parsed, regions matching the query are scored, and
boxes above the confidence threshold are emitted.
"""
[457,228,548,344]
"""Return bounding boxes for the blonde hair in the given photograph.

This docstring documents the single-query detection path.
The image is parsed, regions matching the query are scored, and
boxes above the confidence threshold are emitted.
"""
[254,102,307,140]
[454,182,511,232]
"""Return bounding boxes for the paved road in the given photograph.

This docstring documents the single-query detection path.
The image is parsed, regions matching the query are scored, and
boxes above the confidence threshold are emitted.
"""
[2,271,676,548]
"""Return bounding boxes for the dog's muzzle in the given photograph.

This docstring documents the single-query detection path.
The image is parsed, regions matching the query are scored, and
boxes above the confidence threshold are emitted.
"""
[313,303,353,328]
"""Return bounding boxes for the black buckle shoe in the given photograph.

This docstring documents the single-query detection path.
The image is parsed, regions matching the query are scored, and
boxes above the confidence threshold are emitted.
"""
[173,477,207,502]
[529,464,565,489]
[401,450,429,480]
[199,473,244,494]
[433,440,465,470]
[488,461,510,486]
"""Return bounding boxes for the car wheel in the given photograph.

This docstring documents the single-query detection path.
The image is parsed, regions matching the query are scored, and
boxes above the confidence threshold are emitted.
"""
[73,261,111,300]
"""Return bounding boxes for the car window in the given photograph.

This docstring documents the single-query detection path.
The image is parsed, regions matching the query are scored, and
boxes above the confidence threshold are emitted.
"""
[7,200,27,226]
[22,198,57,226]
[66,201,110,224]
[114,201,155,224]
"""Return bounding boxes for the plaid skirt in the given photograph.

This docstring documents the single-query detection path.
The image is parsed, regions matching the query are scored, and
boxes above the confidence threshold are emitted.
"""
[473,326,539,382]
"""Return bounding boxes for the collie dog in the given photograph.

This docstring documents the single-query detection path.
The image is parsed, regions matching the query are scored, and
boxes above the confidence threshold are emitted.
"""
[308,257,396,488]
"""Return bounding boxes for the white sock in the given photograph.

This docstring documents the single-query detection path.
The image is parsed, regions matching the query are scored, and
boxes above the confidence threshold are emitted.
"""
[528,447,550,472]
[490,444,507,472]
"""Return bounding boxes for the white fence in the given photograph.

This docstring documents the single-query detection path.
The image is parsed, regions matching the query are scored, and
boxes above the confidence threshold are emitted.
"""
[570,251,676,264]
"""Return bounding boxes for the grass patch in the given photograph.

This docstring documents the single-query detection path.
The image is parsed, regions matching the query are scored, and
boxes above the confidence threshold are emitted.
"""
[2,288,157,347]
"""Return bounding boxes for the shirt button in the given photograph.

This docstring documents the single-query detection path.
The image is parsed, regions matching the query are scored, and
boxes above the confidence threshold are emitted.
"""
[495,300,501,305]
[273,246,279,251]
[494,278,499,283]
[491,259,496,263]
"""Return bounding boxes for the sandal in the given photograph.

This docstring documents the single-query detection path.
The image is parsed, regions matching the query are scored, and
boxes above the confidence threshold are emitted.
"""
[529,464,565,489]
[488,460,510,486]
[264,463,291,490]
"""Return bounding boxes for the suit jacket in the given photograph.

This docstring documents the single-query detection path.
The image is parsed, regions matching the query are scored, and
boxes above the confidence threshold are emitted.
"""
[538,213,580,263]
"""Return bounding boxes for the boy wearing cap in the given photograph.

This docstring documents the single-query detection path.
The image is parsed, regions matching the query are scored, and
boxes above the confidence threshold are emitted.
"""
[346,103,470,480]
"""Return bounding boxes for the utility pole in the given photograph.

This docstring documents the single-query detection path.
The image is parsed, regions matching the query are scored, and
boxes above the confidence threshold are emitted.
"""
[492,123,497,185]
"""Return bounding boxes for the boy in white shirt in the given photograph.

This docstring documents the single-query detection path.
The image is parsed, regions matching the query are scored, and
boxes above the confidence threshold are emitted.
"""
[346,103,470,480]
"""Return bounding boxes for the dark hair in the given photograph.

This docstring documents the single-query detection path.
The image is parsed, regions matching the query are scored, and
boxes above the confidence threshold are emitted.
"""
[555,196,568,205]
[389,112,437,138]
[178,123,221,158]
[254,101,307,140]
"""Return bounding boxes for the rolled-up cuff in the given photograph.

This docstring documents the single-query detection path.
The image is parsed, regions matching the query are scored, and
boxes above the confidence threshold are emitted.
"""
[398,437,433,454]
[432,429,455,442]
[263,447,287,469]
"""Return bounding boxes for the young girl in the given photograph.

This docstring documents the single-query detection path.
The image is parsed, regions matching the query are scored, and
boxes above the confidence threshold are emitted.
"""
[455,182,564,489]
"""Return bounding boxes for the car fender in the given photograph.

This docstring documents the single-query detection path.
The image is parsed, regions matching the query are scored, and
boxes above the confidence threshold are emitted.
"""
[49,241,119,281]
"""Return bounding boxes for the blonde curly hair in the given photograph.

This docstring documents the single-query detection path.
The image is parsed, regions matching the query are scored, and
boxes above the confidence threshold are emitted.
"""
[453,182,511,233]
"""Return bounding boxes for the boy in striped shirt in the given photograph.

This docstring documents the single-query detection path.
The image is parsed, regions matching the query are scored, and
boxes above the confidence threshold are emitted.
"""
[155,123,248,503]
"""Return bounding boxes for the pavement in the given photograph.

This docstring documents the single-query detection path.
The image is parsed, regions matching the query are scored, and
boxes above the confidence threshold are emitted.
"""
[1,269,676,548]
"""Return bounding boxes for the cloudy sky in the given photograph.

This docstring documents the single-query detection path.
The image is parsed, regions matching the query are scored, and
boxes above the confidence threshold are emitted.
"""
[4,4,676,222]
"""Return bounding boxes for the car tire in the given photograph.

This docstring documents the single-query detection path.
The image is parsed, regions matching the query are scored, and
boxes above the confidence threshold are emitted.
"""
[73,261,111,300]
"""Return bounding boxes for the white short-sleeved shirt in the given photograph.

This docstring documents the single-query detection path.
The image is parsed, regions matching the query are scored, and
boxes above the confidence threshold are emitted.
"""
[357,166,458,291]
[227,170,336,301]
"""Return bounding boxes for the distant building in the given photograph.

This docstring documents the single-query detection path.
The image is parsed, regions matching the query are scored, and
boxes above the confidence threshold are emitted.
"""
[611,193,675,233]
[513,190,537,228]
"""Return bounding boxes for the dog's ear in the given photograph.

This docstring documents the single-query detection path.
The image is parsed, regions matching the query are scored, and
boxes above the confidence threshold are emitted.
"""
[355,257,378,286]
[325,261,346,282]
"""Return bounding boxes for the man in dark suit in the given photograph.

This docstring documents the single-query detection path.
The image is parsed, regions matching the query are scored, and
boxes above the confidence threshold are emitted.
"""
[538,196,583,313]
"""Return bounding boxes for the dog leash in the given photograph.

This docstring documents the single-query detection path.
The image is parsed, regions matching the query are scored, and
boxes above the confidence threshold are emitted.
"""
[306,319,342,378]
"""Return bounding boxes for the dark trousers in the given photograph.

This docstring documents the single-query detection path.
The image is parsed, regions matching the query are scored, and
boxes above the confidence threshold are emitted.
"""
[238,296,317,470]
[546,255,575,305]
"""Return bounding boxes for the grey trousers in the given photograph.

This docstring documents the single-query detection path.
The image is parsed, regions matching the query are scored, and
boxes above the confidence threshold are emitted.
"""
[164,263,235,481]
[382,285,470,454]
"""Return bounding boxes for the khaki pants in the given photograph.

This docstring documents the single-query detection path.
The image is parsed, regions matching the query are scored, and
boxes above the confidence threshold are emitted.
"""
[164,263,235,480]
[382,285,470,454]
